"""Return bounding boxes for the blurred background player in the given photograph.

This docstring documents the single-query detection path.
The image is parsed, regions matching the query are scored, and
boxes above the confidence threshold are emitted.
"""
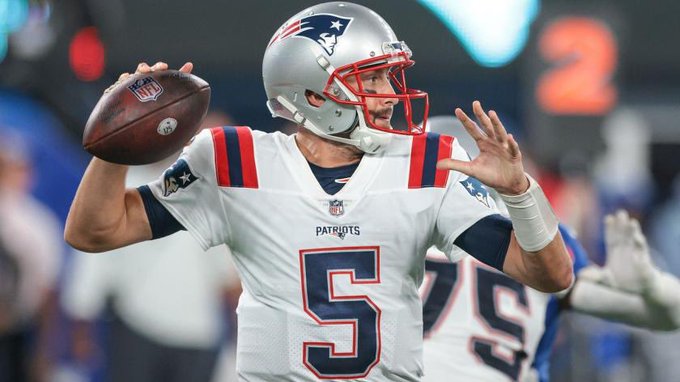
[0,130,63,382]
[420,116,680,382]
[61,111,241,382]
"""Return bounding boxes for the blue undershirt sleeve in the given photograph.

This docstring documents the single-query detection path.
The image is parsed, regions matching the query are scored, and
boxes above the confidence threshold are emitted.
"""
[453,214,512,271]
[559,224,590,273]
[137,185,186,239]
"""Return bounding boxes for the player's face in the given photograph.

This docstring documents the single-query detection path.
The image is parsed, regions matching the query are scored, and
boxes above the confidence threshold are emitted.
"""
[346,68,398,130]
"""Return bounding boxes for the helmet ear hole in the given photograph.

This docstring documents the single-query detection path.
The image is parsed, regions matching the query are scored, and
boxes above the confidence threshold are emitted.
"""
[305,90,326,108]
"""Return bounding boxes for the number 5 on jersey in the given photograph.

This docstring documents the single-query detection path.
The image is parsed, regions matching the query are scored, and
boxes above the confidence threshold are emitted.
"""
[299,247,382,379]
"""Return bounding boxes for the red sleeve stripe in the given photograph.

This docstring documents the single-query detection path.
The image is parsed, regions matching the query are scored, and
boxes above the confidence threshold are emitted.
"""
[408,134,427,188]
[211,126,259,188]
[211,127,230,186]
[433,134,454,187]
[408,133,452,188]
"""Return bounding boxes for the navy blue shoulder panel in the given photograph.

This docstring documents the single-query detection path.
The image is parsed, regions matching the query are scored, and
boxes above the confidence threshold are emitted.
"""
[454,214,512,271]
[137,185,185,239]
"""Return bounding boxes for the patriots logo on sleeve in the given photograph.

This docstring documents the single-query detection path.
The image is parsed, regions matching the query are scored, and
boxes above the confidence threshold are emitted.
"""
[162,159,198,196]
[268,14,353,55]
[460,176,491,208]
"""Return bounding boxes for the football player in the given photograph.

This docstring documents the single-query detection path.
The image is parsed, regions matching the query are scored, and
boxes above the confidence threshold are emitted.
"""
[65,2,572,380]
[421,116,680,382]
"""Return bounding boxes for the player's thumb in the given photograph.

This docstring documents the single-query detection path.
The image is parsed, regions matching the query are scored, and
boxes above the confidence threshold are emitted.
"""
[436,158,473,175]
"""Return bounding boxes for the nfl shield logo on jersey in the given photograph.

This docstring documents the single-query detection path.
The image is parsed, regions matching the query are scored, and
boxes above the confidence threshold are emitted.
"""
[127,76,164,102]
[328,200,344,217]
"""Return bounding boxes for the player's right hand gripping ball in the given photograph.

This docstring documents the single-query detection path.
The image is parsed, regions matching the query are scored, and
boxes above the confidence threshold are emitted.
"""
[82,70,211,165]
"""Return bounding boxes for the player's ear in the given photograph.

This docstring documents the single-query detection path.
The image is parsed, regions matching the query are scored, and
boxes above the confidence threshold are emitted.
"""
[305,90,326,108]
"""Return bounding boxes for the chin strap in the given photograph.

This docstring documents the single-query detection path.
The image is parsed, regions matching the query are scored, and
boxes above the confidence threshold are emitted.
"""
[349,125,392,153]
[274,95,391,154]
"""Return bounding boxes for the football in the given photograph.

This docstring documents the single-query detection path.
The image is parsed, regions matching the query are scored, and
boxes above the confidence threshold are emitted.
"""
[82,70,211,165]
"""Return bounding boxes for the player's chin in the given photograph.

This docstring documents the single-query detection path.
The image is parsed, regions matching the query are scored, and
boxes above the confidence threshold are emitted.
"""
[372,117,393,130]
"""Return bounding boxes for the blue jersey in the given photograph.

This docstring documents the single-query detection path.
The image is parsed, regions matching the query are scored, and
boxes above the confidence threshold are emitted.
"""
[531,225,589,382]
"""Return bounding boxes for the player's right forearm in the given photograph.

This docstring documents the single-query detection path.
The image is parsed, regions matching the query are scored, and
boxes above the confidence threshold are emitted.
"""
[65,158,151,252]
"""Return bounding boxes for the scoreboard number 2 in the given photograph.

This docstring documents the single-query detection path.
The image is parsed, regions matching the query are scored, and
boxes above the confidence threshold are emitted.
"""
[536,17,618,116]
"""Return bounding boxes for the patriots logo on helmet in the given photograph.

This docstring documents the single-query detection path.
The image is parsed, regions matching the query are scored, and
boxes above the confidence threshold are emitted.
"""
[460,177,491,208]
[269,13,353,55]
[163,159,198,197]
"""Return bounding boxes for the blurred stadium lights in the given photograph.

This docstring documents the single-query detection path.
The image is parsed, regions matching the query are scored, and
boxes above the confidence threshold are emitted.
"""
[9,1,55,60]
[536,17,618,116]
[0,0,29,62]
[69,26,105,81]
[0,32,6,60]
[417,0,540,68]
[0,0,29,32]
[0,0,55,63]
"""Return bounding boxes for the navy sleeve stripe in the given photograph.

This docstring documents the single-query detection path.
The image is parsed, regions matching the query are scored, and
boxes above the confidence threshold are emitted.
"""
[137,185,186,239]
[453,214,512,271]
[211,126,259,188]
[408,133,453,188]
[224,127,245,186]
[421,133,440,187]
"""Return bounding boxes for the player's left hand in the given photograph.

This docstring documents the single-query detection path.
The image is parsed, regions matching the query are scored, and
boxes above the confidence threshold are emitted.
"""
[579,210,657,294]
[436,101,529,195]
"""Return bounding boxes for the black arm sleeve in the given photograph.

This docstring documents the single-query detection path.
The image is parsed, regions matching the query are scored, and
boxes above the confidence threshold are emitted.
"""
[453,214,512,271]
[137,185,186,239]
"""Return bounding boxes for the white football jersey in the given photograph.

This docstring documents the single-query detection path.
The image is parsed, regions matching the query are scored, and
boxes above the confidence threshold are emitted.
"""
[147,126,498,381]
[421,226,588,382]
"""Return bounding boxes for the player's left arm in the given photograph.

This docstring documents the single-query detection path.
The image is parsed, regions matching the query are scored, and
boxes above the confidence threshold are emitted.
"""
[437,101,572,293]
[500,226,572,293]
[565,211,680,331]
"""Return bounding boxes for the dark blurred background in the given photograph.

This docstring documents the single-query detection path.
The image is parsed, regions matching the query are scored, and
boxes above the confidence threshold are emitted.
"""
[3,0,680,197]
[1,1,679,381]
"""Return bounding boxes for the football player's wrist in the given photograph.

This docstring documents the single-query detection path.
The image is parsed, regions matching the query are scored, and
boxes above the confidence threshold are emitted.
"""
[643,270,680,328]
[644,269,675,303]
[499,173,559,252]
[497,174,530,196]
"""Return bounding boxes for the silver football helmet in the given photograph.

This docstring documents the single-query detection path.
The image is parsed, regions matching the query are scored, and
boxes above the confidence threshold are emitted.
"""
[263,1,429,154]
